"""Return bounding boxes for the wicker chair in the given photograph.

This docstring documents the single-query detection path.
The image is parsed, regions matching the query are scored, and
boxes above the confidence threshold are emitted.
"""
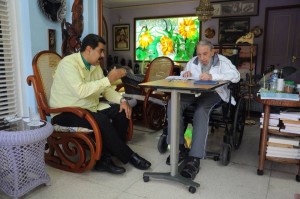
[27,50,133,173]
[119,56,174,130]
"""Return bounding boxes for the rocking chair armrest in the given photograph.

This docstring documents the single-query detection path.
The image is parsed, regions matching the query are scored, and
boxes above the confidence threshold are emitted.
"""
[123,83,144,93]
[46,106,102,159]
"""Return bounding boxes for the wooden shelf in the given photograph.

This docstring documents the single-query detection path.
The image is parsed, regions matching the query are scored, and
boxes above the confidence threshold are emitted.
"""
[266,156,300,164]
[256,96,300,180]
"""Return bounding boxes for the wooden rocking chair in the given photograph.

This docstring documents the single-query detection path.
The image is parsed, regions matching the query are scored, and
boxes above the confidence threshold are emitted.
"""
[118,56,174,130]
[27,50,133,173]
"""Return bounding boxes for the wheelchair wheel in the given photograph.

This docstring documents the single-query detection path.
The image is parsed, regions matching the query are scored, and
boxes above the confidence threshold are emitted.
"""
[221,144,231,166]
[157,133,168,153]
[232,97,246,150]
[147,103,166,130]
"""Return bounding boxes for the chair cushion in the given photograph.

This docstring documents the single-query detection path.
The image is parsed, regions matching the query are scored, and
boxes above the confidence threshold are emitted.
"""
[53,124,93,133]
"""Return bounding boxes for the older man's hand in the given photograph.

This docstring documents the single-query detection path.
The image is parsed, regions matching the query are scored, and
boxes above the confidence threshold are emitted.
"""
[200,73,212,80]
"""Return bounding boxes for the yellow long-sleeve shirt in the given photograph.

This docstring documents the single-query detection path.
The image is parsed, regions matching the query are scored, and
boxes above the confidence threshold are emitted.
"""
[49,52,122,116]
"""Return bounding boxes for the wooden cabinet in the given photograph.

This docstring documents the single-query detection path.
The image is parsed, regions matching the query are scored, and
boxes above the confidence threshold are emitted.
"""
[256,97,300,182]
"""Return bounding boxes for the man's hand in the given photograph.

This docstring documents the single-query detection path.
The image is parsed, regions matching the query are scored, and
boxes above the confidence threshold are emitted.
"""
[182,71,192,78]
[119,101,132,119]
[200,73,212,80]
[107,67,127,83]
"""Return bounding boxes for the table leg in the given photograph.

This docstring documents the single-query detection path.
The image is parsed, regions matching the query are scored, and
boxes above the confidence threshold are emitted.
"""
[257,104,270,175]
[143,90,200,191]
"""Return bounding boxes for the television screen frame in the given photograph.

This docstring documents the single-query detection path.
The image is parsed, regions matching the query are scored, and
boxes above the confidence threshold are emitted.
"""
[134,15,201,63]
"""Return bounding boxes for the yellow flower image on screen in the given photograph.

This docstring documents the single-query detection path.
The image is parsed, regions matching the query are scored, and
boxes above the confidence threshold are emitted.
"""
[135,16,200,62]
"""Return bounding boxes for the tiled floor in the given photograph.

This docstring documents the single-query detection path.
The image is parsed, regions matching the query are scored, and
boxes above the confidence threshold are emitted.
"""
[1,119,299,199]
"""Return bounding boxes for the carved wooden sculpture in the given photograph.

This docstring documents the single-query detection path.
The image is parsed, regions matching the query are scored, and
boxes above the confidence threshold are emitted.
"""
[61,0,83,57]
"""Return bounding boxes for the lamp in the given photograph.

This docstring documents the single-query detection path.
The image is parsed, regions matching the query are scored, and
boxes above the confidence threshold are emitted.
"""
[195,0,214,22]
[236,32,256,125]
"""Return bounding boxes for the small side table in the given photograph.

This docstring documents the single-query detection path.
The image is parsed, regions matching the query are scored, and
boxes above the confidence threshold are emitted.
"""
[0,120,53,198]
[255,97,300,182]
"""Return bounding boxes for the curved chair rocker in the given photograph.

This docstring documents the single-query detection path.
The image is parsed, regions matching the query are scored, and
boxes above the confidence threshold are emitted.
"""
[157,49,246,166]
[118,56,174,130]
[27,51,133,173]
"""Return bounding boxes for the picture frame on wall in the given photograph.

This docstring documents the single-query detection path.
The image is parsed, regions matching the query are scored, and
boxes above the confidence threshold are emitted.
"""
[218,18,250,44]
[113,24,130,51]
[212,0,259,18]
[48,29,56,52]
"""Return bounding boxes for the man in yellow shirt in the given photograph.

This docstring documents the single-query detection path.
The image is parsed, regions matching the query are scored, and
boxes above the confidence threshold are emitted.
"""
[50,34,151,174]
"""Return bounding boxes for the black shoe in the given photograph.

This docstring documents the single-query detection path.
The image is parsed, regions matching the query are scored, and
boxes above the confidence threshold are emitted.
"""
[94,157,126,174]
[181,157,200,180]
[166,149,188,165]
[129,153,151,170]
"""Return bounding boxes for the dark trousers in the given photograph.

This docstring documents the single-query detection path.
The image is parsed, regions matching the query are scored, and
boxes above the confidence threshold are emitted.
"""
[52,104,133,163]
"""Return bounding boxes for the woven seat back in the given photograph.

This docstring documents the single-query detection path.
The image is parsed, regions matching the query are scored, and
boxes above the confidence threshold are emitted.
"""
[34,51,62,104]
[145,56,174,82]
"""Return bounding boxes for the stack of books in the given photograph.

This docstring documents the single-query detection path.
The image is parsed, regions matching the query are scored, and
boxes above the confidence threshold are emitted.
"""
[267,136,300,159]
[260,113,280,130]
[279,110,300,134]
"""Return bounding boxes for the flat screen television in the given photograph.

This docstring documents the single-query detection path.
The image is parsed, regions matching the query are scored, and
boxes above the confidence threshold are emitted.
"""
[134,15,200,62]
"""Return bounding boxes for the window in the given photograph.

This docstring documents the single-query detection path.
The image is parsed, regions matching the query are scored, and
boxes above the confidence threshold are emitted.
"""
[0,0,17,118]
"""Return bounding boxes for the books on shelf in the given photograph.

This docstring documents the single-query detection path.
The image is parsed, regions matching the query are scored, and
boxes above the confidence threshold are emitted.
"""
[280,128,300,134]
[283,125,300,131]
[279,111,300,121]
[282,119,300,125]
[259,117,279,126]
[267,136,300,159]
[260,92,300,101]
[266,152,300,159]
[268,136,300,146]
[267,142,296,148]
[260,113,280,129]
[266,145,300,159]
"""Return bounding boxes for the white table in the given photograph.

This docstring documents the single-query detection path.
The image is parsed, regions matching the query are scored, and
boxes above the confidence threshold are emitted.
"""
[139,79,228,193]
[0,119,53,198]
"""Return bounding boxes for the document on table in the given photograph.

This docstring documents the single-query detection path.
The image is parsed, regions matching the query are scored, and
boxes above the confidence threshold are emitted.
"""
[165,76,197,80]
[193,80,219,85]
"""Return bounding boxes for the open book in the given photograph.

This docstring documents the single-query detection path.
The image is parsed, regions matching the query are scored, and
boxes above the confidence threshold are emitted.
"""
[165,76,197,80]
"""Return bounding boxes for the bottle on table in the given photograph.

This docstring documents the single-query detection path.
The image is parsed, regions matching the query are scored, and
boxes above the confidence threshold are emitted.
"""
[269,69,278,92]
[276,69,284,92]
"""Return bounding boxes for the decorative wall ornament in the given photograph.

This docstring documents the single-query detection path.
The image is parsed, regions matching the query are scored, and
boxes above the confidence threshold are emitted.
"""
[204,28,215,39]
[48,29,56,52]
[61,0,83,57]
[250,26,263,38]
[38,0,66,22]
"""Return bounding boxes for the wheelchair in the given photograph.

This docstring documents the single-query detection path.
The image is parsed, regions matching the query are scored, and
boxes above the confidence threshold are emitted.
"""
[157,47,246,165]
[157,81,246,166]
[157,80,246,165]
